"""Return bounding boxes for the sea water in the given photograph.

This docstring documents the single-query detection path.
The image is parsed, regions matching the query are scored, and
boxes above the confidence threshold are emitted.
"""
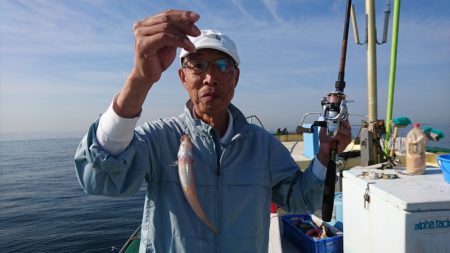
[0,137,146,253]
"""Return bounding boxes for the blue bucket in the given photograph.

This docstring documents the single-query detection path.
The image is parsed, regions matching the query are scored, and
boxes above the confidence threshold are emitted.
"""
[437,154,450,184]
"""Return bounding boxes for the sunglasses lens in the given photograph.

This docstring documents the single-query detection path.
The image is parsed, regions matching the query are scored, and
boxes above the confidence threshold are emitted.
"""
[190,60,208,72]
[215,59,229,72]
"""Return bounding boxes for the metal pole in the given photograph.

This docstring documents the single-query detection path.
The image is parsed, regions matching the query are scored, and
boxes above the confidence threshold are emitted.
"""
[366,0,378,122]
[384,0,401,153]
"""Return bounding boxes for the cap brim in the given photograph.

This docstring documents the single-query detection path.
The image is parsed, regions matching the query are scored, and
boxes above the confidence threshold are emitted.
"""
[179,45,239,65]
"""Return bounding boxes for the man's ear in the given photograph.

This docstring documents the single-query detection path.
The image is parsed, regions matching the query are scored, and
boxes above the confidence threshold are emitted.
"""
[234,67,240,87]
[178,68,188,90]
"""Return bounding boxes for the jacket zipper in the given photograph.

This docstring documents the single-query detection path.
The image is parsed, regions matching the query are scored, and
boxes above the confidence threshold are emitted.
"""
[216,159,221,176]
[215,160,221,253]
[213,137,222,253]
[215,144,229,252]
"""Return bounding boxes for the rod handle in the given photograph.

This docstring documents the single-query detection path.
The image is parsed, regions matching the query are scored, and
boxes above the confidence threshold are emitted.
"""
[321,141,338,222]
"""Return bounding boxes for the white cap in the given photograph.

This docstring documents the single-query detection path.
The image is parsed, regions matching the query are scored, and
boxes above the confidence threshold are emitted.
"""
[179,29,240,66]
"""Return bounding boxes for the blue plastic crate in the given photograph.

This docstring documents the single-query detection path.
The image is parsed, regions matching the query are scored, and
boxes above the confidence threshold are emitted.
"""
[282,214,343,253]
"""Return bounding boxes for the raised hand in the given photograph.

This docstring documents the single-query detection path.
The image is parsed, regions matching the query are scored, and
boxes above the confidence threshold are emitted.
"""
[131,10,201,84]
[114,10,200,118]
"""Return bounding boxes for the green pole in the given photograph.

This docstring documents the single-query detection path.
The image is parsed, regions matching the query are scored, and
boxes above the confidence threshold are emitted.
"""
[384,0,401,154]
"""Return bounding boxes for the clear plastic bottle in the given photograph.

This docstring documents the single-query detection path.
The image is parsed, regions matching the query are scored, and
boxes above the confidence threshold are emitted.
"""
[406,123,427,175]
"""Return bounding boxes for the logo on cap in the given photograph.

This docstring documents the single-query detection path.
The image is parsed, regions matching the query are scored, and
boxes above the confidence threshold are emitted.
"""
[205,34,221,41]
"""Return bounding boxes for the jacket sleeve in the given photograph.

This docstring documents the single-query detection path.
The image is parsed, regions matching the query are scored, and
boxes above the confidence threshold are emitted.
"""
[269,136,324,214]
[74,120,151,197]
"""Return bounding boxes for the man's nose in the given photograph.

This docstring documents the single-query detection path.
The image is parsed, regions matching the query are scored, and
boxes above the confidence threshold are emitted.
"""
[202,66,219,86]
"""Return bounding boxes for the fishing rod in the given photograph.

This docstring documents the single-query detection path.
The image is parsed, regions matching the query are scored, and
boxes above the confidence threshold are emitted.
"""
[294,0,351,221]
[320,0,352,222]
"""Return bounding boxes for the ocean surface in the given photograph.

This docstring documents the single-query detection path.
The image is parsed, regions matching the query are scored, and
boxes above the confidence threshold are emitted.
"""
[0,137,146,253]
[1,124,449,253]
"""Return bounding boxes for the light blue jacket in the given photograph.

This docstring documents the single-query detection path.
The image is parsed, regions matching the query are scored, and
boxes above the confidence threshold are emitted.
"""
[74,102,324,253]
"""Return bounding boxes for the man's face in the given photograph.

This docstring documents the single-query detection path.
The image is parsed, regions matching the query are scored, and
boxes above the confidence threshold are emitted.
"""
[178,49,240,118]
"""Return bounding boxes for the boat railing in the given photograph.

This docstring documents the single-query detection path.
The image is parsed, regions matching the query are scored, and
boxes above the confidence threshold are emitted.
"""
[246,115,265,129]
[117,224,142,253]
[246,112,368,136]
[299,112,322,127]
[297,112,368,134]
[298,112,368,127]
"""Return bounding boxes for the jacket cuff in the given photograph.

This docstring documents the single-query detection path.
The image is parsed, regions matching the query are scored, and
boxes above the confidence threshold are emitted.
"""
[311,157,327,181]
[96,98,139,155]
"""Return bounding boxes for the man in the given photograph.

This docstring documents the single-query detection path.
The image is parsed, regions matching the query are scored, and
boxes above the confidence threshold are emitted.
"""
[74,10,351,252]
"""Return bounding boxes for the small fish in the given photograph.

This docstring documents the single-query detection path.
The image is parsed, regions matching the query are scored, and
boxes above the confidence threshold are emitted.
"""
[320,226,328,239]
[177,134,219,234]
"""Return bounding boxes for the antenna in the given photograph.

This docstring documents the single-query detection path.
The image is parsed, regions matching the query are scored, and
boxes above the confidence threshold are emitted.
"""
[351,4,363,45]
[351,0,391,45]
[381,0,391,44]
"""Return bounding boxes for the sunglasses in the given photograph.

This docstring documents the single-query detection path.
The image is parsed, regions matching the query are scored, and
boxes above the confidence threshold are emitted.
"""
[182,58,236,74]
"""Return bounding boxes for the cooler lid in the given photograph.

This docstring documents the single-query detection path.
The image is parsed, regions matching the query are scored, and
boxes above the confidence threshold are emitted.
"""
[343,167,450,212]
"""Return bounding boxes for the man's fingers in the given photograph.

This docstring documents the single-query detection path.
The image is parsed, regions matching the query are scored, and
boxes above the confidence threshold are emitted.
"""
[133,10,200,54]
[336,120,352,152]
[137,10,200,37]
[141,9,200,26]
[127,10,200,84]
[136,32,194,57]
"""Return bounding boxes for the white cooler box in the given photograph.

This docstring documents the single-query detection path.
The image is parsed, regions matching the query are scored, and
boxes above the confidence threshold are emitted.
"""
[343,166,450,253]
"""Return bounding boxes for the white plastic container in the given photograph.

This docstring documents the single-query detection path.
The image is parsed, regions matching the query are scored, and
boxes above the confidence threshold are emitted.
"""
[343,167,450,253]
[406,123,427,175]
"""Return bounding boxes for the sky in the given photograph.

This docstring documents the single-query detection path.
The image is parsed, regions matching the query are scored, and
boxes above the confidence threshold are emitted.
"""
[1,0,449,137]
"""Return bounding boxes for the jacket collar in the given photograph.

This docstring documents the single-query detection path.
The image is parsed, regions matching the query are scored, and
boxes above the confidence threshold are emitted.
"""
[183,100,249,137]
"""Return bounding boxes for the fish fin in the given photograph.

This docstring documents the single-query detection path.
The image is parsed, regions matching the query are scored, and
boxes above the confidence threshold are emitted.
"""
[210,225,219,235]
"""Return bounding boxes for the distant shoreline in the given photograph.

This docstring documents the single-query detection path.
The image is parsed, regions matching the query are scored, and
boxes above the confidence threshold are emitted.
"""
[1,123,449,149]
[0,132,84,141]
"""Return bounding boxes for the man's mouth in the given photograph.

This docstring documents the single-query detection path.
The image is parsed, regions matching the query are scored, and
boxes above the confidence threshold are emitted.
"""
[201,92,218,102]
